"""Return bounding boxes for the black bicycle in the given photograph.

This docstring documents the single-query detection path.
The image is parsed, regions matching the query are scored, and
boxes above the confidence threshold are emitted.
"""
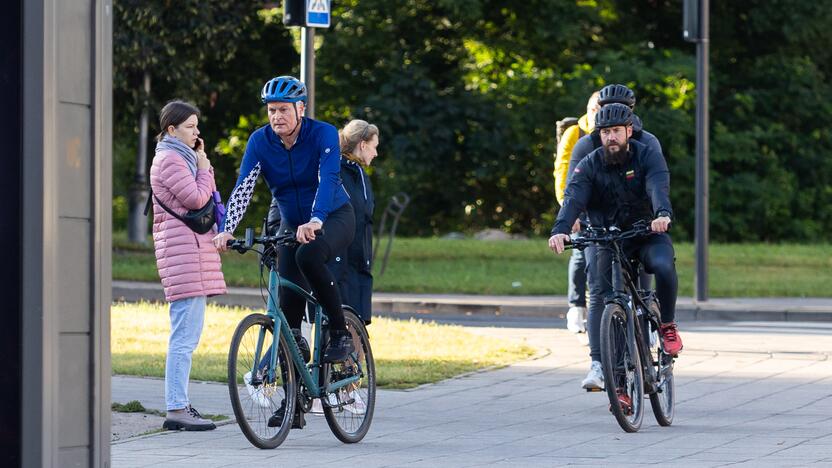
[568,222,675,433]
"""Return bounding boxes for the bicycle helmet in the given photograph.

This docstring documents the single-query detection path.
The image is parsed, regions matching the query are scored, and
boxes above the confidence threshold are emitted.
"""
[598,84,636,108]
[594,103,633,129]
[261,76,307,104]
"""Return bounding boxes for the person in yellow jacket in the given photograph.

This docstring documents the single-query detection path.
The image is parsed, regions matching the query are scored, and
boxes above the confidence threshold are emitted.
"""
[553,91,600,336]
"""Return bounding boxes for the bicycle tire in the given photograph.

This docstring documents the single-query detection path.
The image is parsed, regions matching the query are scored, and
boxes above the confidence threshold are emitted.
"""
[323,308,376,443]
[228,313,296,449]
[600,303,644,433]
[645,299,675,426]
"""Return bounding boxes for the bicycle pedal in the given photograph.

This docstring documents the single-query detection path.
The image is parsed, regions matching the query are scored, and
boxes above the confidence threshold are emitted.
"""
[585,387,604,393]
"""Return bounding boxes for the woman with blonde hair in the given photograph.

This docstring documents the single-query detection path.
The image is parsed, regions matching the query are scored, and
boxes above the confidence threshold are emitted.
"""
[329,119,380,324]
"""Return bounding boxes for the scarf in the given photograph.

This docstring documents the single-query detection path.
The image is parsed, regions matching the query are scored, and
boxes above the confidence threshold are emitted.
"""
[156,135,198,176]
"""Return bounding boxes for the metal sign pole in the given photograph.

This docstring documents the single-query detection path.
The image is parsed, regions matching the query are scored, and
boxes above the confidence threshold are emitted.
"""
[694,0,710,302]
[300,26,315,119]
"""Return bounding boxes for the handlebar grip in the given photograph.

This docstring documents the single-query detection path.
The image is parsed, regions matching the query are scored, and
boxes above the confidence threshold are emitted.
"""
[226,239,246,253]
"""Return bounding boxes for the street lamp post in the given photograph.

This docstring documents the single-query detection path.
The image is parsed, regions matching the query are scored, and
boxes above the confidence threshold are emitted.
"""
[684,0,710,302]
[284,0,330,119]
[301,27,315,118]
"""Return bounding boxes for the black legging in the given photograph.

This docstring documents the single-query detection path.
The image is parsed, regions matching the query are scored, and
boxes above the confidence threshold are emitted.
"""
[277,203,355,331]
[634,235,678,323]
[587,233,678,362]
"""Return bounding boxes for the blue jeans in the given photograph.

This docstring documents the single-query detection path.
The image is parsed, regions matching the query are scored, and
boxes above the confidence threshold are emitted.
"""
[165,296,206,410]
[567,246,587,308]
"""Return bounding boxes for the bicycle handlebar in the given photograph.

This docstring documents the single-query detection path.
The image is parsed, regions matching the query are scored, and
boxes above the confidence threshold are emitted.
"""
[226,227,324,253]
[566,222,654,250]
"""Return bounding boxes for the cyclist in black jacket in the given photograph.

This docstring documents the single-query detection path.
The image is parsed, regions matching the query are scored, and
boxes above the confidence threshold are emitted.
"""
[562,85,671,391]
[549,104,684,382]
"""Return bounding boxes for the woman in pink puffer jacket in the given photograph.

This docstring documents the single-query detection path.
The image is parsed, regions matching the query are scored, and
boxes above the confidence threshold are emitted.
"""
[149,100,226,432]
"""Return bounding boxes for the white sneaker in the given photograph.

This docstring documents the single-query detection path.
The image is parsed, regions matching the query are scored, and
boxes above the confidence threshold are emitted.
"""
[581,361,605,390]
[310,394,339,414]
[310,398,324,415]
[567,306,587,334]
[344,391,367,415]
[243,371,271,408]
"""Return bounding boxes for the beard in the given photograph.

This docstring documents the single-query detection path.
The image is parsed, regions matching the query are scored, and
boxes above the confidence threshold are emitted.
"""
[602,141,629,166]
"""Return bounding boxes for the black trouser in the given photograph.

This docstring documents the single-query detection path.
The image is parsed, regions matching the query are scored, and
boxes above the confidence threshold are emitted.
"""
[587,233,677,362]
[277,203,355,332]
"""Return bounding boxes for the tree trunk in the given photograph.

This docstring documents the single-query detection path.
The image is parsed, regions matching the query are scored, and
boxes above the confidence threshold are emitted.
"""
[127,71,151,244]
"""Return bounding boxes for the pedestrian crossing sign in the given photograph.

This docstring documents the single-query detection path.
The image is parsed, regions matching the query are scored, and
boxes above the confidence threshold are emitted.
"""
[306,0,330,28]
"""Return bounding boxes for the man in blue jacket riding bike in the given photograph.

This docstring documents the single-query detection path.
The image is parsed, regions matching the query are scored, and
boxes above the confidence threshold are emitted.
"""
[549,103,684,367]
[213,76,356,365]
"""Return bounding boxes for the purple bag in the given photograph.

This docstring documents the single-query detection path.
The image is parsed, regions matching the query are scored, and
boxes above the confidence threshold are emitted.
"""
[212,191,226,229]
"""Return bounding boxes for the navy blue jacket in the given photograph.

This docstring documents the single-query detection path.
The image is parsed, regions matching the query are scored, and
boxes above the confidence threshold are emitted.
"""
[328,158,375,322]
[567,114,663,186]
[552,138,673,235]
[221,117,350,233]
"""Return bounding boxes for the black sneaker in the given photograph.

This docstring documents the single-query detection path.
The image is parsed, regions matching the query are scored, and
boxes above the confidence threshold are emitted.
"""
[267,399,305,429]
[323,330,355,363]
[291,328,311,363]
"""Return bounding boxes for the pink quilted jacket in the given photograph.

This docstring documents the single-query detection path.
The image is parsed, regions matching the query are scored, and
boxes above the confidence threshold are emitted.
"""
[150,150,227,302]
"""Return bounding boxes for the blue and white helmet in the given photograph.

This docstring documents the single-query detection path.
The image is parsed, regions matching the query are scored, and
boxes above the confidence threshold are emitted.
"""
[261,76,307,104]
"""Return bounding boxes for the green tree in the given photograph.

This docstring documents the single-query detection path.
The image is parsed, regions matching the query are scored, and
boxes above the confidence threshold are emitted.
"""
[114,0,261,243]
[114,0,832,242]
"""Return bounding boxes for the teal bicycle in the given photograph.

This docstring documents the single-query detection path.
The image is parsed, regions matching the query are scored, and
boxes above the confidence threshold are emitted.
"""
[226,228,376,449]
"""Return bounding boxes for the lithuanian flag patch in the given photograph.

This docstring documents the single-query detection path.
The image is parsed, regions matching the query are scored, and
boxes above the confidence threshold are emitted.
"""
[625,169,635,180]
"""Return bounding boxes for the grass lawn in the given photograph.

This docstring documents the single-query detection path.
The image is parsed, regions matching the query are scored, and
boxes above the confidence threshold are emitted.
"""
[114,233,832,297]
[112,302,536,389]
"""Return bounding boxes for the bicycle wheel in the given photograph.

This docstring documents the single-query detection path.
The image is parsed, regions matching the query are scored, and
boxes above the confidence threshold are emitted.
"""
[323,308,376,443]
[228,313,296,449]
[600,303,644,433]
[645,299,675,426]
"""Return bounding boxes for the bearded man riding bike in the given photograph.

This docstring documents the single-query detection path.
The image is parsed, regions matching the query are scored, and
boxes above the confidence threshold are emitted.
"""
[549,103,684,367]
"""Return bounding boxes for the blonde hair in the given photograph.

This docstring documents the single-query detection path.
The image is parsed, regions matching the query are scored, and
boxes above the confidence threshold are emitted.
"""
[339,119,379,164]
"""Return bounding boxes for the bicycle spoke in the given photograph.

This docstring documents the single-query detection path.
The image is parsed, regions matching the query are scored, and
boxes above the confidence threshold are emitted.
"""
[228,314,294,449]
[323,310,376,443]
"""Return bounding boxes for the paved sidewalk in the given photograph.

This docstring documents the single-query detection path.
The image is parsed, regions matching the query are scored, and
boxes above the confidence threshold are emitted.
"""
[113,280,832,322]
[113,320,832,467]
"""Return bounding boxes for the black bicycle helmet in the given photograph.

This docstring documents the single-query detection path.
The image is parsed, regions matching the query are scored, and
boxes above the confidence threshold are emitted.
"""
[594,103,633,129]
[598,84,636,108]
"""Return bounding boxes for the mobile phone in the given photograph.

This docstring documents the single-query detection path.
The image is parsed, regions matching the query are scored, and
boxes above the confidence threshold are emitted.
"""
[193,137,203,151]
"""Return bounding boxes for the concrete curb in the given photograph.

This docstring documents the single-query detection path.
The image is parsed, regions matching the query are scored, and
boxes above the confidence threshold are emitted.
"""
[112,281,832,322]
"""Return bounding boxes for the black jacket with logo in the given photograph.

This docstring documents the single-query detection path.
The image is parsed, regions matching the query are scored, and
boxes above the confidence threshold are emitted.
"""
[567,114,664,185]
[552,138,672,235]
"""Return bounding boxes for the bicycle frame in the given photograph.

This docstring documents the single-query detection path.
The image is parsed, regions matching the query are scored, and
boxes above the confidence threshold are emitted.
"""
[252,263,361,399]
[603,240,662,395]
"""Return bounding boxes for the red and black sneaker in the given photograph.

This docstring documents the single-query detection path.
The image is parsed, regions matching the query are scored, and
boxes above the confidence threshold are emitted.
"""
[609,388,633,415]
[660,321,683,356]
